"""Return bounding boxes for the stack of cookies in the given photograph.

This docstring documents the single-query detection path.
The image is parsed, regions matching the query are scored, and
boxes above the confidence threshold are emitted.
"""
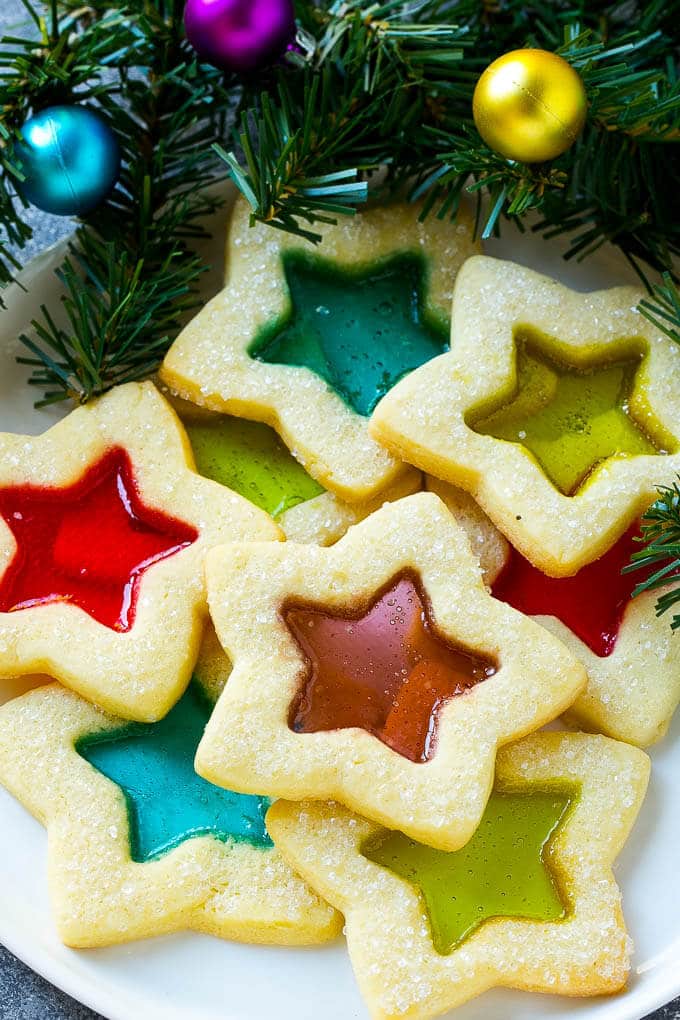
[1,194,678,1019]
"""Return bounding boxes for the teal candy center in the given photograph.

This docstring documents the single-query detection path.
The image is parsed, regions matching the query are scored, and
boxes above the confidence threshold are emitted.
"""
[249,252,449,417]
[77,684,272,862]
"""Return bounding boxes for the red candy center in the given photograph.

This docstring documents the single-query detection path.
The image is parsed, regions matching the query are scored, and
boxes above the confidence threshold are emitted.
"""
[492,525,641,657]
[0,448,198,631]
[286,575,496,763]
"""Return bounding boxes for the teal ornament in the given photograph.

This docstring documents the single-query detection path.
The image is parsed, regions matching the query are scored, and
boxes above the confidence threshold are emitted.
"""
[13,105,120,216]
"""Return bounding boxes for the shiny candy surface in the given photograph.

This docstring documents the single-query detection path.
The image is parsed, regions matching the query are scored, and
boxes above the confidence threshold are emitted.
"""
[250,253,449,417]
[78,684,272,862]
[186,416,323,518]
[0,448,197,631]
[364,786,573,954]
[469,335,665,495]
[286,575,496,762]
[472,49,587,163]
[184,0,296,74]
[13,106,120,216]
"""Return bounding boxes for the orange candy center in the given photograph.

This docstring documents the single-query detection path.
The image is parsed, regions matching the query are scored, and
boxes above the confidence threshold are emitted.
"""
[286,575,496,762]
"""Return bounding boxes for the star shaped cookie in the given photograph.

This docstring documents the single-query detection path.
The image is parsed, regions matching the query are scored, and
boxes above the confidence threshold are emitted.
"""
[371,256,680,575]
[0,682,341,947]
[160,196,479,502]
[172,396,421,548]
[430,477,680,746]
[267,731,650,1020]
[424,476,509,585]
[0,382,281,721]
[199,493,586,851]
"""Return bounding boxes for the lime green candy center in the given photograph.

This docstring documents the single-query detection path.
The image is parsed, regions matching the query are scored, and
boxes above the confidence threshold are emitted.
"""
[469,335,669,495]
[186,417,323,519]
[363,787,574,955]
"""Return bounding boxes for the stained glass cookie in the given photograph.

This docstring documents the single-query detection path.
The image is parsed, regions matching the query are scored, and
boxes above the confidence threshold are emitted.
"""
[492,521,680,746]
[160,196,479,502]
[175,399,420,711]
[173,398,421,547]
[424,476,509,584]
[0,682,341,947]
[193,619,233,703]
[268,731,650,1020]
[0,381,281,721]
[431,477,680,746]
[371,255,680,576]
[198,492,586,851]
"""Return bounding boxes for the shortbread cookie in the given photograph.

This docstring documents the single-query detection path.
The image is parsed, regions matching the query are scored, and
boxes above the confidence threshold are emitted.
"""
[372,256,680,575]
[490,519,680,746]
[199,493,586,851]
[0,382,280,721]
[430,477,680,745]
[174,399,419,708]
[424,476,508,584]
[268,731,650,1020]
[160,196,479,502]
[175,399,421,547]
[0,682,341,947]
[194,620,233,703]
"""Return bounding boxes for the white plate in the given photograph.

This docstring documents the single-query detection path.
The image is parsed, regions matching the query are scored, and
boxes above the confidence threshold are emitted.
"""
[0,206,679,1020]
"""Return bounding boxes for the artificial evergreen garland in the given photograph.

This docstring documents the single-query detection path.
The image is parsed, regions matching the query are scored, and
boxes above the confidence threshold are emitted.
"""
[2,0,680,620]
[2,0,680,403]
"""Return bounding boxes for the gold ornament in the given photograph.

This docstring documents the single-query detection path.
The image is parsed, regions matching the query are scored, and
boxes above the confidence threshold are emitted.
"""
[473,49,587,163]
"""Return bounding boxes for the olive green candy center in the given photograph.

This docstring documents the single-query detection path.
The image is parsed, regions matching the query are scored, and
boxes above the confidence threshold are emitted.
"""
[469,335,670,495]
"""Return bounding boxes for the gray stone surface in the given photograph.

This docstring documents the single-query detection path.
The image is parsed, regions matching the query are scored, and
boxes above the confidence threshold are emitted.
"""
[0,945,104,1020]
[0,2,678,1019]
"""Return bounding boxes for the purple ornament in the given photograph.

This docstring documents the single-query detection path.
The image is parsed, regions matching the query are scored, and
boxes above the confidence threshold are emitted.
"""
[184,0,296,74]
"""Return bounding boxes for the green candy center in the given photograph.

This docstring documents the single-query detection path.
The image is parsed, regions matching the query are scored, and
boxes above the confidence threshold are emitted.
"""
[77,684,272,862]
[363,786,574,954]
[186,417,323,518]
[249,252,449,417]
[469,334,670,495]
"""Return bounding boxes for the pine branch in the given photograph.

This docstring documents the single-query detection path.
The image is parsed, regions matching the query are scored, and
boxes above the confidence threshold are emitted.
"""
[3,0,680,405]
[623,275,680,629]
[0,1,130,300]
[624,482,680,629]
[638,273,680,344]
[2,0,235,402]
[219,72,371,243]
[17,237,204,404]
[225,5,680,282]
[413,25,680,276]
[220,1,476,236]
